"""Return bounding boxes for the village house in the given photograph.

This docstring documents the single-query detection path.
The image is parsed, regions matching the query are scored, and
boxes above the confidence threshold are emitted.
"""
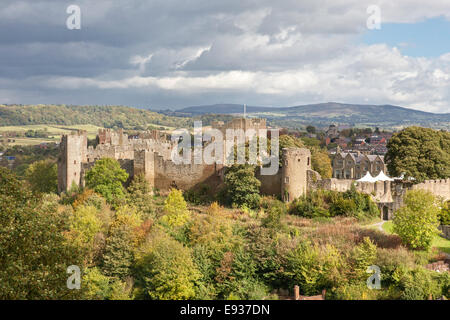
[332,149,386,179]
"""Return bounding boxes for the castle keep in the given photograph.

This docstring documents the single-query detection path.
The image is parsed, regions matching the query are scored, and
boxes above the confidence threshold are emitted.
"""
[58,118,449,220]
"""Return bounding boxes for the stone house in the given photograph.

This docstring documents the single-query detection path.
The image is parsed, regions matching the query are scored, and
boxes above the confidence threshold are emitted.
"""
[332,151,386,179]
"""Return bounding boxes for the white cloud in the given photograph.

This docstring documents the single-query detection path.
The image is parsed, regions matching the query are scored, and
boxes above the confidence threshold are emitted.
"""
[1,0,450,111]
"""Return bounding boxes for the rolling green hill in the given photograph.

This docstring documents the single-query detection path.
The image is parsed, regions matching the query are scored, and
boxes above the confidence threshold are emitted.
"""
[177,102,450,129]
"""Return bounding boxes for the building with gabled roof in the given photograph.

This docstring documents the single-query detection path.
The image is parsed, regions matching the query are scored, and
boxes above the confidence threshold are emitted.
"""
[332,151,386,179]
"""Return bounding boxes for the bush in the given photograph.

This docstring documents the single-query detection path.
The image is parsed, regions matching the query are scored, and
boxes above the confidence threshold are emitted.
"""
[261,198,287,230]
[439,201,450,225]
[400,268,444,300]
[393,190,440,250]
[184,184,211,205]
[289,188,379,220]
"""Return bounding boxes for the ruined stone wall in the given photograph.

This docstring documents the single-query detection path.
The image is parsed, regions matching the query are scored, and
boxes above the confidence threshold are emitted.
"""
[153,153,219,191]
[310,178,393,202]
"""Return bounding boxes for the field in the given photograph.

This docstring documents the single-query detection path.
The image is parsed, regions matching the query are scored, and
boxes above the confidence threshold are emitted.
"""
[0,124,103,145]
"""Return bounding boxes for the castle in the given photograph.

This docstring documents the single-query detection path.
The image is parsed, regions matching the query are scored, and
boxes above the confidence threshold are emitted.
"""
[58,118,450,220]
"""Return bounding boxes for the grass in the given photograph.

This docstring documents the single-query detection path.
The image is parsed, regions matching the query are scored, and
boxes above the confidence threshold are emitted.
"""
[382,220,450,254]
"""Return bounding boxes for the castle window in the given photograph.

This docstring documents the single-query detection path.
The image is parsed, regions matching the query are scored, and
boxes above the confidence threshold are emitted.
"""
[285,177,289,184]
[74,160,76,164]
[74,172,76,176]
[307,157,310,166]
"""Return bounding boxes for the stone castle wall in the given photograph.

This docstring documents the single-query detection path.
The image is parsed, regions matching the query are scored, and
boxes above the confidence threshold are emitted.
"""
[412,179,450,201]
[58,125,449,219]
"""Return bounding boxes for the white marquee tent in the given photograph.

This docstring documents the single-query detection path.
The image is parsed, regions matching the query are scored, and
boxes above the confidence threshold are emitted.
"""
[373,171,394,181]
[357,172,377,182]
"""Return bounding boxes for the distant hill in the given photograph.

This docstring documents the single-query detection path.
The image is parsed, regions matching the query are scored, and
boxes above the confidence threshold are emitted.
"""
[1,103,448,131]
[179,104,273,115]
[177,102,450,129]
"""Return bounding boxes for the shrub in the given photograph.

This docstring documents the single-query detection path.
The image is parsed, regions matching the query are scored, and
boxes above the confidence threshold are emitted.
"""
[261,198,287,230]
[439,201,450,225]
[400,268,444,300]
[350,237,377,281]
[393,190,440,250]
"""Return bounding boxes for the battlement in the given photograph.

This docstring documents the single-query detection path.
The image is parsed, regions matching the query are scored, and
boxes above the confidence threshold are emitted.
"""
[412,178,450,201]
[212,117,267,133]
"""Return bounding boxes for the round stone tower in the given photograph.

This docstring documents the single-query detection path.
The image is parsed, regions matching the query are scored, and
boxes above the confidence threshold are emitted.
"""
[281,147,311,202]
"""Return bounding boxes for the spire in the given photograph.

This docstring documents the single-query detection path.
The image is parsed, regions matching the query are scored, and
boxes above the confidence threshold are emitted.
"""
[244,104,246,119]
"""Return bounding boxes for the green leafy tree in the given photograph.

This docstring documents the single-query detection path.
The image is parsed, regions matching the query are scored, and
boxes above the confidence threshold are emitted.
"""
[161,188,190,227]
[306,125,316,134]
[127,174,154,217]
[278,135,304,165]
[221,164,261,209]
[25,159,58,194]
[102,206,142,279]
[351,237,377,280]
[85,158,128,204]
[310,147,332,178]
[393,190,440,250]
[386,127,450,182]
[134,229,201,300]
[0,167,82,299]
[83,267,132,300]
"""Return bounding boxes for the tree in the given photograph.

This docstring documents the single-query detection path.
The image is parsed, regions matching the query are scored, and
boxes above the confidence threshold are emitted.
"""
[310,147,332,178]
[25,159,58,194]
[306,125,316,134]
[0,167,83,299]
[161,188,190,227]
[393,190,440,250]
[83,267,132,300]
[102,206,143,279]
[221,164,261,209]
[385,127,450,182]
[85,158,129,204]
[279,134,304,165]
[127,174,154,218]
[134,229,201,300]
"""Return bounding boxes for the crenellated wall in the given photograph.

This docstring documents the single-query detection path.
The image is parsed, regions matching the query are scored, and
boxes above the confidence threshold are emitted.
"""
[411,179,450,201]
[57,125,450,218]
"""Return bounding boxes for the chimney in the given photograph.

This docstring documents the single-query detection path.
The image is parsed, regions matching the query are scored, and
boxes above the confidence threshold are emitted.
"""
[294,285,300,300]
[356,151,361,157]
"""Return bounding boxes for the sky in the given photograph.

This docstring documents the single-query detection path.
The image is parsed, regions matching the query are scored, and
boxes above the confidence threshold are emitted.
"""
[0,0,449,113]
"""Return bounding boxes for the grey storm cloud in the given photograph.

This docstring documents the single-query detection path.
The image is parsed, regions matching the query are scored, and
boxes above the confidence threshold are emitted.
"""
[0,0,449,112]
